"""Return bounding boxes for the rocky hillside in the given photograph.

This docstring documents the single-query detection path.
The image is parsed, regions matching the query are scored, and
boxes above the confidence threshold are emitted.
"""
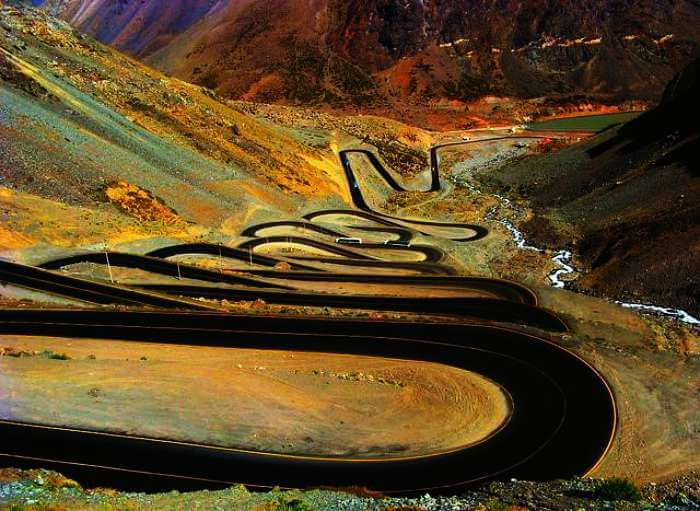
[482,57,700,316]
[39,0,219,57]
[29,0,700,116]
[0,2,345,252]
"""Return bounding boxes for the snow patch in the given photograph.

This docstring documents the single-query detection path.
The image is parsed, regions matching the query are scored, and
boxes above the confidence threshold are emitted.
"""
[438,38,469,48]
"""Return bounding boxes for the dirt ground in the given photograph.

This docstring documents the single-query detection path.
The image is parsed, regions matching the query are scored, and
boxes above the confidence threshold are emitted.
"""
[0,335,510,459]
[536,287,700,483]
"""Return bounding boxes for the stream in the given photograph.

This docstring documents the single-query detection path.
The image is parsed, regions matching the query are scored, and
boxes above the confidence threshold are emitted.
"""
[486,194,576,289]
[454,169,699,326]
[489,194,699,326]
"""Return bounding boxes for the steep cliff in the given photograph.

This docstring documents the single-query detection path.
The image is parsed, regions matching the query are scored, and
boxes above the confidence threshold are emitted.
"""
[36,0,700,109]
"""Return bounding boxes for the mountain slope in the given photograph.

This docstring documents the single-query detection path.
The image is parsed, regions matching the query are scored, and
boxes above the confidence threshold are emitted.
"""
[34,0,700,115]
[483,57,700,315]
[46,0,220,57]
[0,3,344,253]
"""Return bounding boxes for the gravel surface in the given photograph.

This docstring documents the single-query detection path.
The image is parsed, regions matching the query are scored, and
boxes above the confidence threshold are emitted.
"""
[1,469,698,510]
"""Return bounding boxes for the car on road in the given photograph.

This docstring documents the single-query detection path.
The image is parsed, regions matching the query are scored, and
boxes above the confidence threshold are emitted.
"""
[383,239,411,247]
[335,237,362,245]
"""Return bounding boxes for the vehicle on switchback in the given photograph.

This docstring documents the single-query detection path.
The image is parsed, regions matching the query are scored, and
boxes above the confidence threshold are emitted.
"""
[383,239,411,248]
[335,237,363,245]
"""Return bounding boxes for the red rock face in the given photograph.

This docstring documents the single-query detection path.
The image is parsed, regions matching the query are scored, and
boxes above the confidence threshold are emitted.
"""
[48,0,700,106]
[55,0,219,57]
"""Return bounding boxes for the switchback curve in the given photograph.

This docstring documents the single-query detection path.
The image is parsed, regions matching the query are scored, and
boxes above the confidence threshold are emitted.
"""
[0,309,615,495]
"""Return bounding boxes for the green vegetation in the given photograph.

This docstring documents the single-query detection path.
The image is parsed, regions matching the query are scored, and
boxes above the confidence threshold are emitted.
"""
[1,348,70,360]
[273,497,313,511]
[442,68,491,101]
[40,349,71,360]
[0,52,54,100]
[526,112,641,132]
[368,135,427,178]
[6,506,72,511]
[595,478,642,502]
[329,56,378,106]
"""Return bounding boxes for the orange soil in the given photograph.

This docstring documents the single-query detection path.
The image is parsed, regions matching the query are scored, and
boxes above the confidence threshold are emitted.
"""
[0,335,510,459]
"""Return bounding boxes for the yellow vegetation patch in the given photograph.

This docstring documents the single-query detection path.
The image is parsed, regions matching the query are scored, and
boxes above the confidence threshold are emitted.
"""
[0,186,185,248]
[104,181,182,225]
[301,153,347,199]
[0,224,35,250]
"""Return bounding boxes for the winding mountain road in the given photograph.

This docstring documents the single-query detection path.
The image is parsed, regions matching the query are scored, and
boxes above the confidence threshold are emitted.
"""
[0,310,615,495]
[0,136,616,495]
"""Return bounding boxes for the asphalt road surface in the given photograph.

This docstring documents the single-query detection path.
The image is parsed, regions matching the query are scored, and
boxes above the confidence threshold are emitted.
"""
[0,309,615,495]
[0,138,615,495]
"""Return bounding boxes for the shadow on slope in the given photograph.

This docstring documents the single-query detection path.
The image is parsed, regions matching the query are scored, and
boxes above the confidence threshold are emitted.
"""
[482,58,700,315]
